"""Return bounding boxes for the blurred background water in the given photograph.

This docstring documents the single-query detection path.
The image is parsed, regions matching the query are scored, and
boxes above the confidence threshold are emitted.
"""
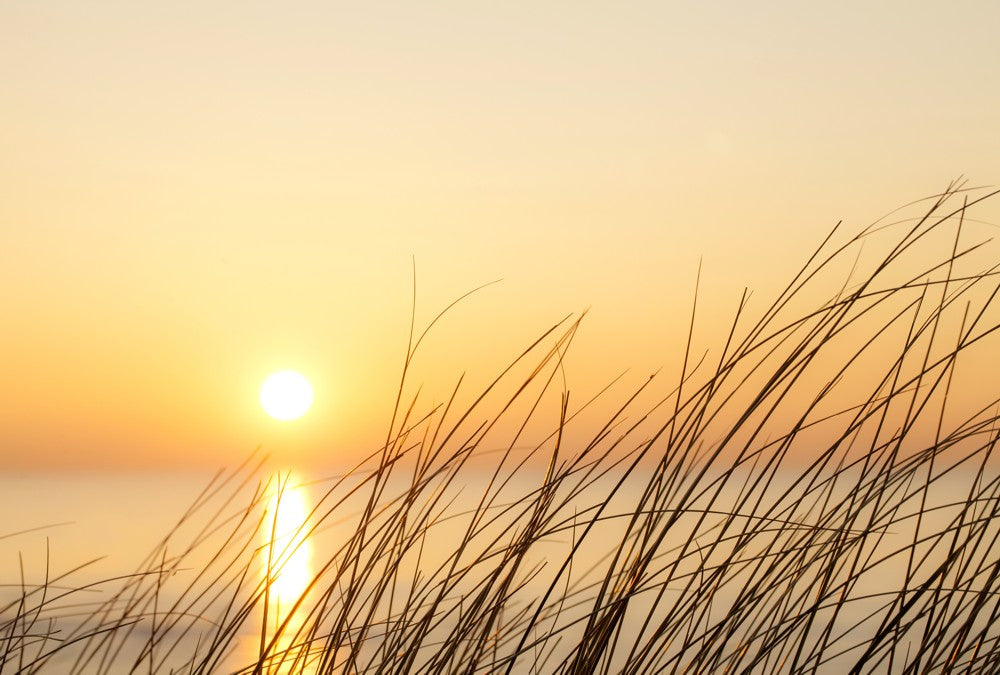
[2,465,994,673]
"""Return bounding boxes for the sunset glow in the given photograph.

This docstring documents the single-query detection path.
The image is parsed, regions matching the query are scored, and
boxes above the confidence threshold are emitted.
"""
[6,3,1000,673]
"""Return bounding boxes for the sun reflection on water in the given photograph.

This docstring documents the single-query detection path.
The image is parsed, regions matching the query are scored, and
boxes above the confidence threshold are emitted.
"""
[260,476,315,674]
[267,483,311,607]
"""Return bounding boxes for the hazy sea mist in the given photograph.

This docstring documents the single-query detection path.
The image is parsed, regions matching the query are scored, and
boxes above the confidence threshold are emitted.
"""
[3,464,993,673]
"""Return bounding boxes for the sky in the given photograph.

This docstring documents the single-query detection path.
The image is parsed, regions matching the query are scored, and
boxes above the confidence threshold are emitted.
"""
[2,1,999,470]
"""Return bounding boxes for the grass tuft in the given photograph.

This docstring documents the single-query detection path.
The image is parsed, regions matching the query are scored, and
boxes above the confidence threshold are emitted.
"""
[4,181,1000,673]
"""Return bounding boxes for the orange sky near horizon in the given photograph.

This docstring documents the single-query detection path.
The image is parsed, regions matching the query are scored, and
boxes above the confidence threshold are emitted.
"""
[3,2,1000,471]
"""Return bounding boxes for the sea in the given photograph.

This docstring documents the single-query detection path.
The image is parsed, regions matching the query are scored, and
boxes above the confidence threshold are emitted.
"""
[1,465,996,674]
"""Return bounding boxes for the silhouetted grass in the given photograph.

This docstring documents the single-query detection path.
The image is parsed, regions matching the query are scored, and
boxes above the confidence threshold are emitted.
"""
[4,181,1000,673]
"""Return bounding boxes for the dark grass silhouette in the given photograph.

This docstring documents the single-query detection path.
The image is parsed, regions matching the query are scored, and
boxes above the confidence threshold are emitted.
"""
[4,181,1000,673]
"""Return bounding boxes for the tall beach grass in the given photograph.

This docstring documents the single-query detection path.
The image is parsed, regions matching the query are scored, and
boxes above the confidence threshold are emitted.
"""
[4,181,1000,673]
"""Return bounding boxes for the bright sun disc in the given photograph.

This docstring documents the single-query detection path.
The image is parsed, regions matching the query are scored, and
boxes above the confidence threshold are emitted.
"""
[260,371,314,420]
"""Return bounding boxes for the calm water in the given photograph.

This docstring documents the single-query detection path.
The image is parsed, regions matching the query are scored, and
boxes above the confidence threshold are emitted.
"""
[1,467,995,673]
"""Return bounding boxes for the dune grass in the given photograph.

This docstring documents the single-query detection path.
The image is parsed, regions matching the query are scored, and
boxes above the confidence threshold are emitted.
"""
[4,181,1000,673]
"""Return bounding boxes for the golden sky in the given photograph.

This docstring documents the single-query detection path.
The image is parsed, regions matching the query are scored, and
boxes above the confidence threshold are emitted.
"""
[2,2,999,470]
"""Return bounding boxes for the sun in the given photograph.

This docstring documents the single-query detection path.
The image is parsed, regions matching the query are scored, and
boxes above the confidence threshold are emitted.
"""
[260,371,314,420]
